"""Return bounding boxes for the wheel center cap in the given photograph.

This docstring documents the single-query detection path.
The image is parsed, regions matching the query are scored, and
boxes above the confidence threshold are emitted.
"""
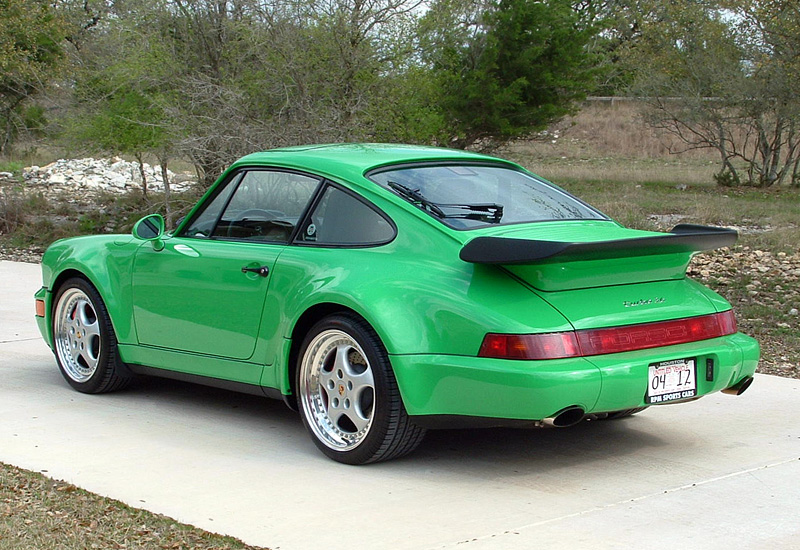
[338,385,345,396]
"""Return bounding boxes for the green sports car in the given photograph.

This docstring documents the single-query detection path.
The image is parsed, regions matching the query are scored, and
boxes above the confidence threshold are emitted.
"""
[34,143,759,464]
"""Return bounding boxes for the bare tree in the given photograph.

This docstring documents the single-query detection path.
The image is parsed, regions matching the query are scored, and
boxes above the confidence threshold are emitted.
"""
[628,1,800,187]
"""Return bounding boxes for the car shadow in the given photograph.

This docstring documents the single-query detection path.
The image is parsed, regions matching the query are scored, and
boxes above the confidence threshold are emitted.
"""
[30,348,673,475]
[99,375,670,475]
[407,420,668,472]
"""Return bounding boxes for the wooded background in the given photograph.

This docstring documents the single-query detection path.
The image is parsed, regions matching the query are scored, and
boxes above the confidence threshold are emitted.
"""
[3,0,800,188]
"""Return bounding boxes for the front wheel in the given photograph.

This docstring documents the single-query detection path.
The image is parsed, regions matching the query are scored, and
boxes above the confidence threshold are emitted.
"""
[52,277,131,394]
[296,314,426,464]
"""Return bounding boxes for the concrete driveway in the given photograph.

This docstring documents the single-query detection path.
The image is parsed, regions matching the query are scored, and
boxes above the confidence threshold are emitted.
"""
[1,259,799,550]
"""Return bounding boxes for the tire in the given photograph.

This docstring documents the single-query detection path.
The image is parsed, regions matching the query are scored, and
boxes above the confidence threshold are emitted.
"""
[603,407,648,420]
[52,277,132,394]
[296,314,426,464]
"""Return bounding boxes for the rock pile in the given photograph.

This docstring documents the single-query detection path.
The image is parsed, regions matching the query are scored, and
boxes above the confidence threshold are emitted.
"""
[689,247,800,289]
[689,246,800,377]
[23,158,196,197]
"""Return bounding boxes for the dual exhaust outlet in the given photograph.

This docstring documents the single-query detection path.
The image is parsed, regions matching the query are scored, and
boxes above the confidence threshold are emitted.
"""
[541,406,586,428]
[721,375,754,396]
[541,375,754,428]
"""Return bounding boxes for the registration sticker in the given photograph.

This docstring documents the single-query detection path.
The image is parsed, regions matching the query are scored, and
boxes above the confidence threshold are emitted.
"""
[646,358,697,404]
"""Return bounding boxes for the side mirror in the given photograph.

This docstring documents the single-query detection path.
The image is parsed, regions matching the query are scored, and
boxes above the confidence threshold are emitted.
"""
[133,214,166,250]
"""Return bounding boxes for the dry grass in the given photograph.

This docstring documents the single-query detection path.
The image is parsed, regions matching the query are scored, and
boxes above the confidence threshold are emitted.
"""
[503,101,724,185]
[0,463,268,550]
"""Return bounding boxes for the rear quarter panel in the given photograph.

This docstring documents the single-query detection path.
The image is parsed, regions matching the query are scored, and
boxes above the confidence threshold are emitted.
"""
[271,210,573,358]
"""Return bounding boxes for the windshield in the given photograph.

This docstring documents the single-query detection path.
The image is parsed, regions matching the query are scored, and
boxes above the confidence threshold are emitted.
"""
[368,163,607,229]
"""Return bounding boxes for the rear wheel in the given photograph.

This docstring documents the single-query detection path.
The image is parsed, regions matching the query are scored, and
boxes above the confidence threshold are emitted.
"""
[52,278,131,394]
[296,314,426,464]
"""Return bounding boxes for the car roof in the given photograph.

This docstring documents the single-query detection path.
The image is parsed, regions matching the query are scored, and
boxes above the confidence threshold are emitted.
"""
[230,143,516,181]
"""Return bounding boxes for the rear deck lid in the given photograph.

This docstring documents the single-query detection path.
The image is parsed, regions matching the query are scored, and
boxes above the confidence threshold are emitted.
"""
[537,278,724,331]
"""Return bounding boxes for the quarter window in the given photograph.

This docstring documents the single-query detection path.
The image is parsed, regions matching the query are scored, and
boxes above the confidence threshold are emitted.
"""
[299,186,394,246]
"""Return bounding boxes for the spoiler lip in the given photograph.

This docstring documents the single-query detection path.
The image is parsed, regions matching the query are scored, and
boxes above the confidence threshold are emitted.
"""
[459,224,738,265]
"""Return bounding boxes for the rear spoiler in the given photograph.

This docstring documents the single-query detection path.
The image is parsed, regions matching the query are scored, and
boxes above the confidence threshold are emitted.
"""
[460,224,737,265]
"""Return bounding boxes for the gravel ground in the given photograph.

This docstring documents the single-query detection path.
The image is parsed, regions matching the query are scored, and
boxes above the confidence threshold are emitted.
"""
[0,245,43,264]
[690,247,800,379]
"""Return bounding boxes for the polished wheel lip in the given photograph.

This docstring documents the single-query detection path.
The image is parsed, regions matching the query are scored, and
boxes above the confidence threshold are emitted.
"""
[299,329,375,452]
[54,288,102,383]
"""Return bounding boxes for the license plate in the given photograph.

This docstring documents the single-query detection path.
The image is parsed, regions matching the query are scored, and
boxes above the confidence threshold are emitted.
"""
[646,358,697,404]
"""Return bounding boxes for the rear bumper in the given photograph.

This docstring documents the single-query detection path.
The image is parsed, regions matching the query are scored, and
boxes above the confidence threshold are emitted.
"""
[392,333,759,424]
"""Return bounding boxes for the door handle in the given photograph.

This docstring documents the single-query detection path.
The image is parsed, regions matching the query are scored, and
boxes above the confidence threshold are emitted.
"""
[241,265,269,277]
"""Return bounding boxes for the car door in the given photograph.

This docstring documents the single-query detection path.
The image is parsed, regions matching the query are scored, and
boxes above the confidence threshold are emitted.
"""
[132,168,321,361]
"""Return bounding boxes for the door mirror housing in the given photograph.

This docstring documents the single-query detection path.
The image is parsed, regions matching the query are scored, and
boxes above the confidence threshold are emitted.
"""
[133,214,166,250]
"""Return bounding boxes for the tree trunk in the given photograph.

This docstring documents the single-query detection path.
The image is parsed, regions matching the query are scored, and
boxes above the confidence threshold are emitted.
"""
[765,118,784,187]
[158,155,172,229]
[135,152,148,198]
[714,120,740,186]
[1,111,14,155]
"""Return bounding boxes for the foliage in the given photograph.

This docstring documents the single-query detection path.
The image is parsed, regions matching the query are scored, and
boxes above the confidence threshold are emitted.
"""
[15,0,800,190]
[421,0,600,149]
[44,0,603,172]
[0,0,65,153]
[77,87,168,162]
[0,185,26,235]
[0,160,24,176]
[624,0,800,187]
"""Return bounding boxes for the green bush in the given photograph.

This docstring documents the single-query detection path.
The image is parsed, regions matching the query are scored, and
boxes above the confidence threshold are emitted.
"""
[0,186,26,234]
[0,161,24,177]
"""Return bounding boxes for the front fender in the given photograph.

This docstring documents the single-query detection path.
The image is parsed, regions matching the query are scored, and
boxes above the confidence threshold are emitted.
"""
[41,234,141,344]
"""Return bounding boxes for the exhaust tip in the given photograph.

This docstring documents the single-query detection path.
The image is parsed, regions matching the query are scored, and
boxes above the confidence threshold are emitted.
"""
[721,376,754,396]
[542,406,586,428]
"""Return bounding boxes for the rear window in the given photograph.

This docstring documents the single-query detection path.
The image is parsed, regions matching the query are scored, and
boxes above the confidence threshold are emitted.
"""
[368,164,606,229]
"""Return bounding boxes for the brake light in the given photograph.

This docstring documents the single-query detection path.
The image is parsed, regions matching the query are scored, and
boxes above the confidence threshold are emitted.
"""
[479,333,581,360]
[478,310,737,360]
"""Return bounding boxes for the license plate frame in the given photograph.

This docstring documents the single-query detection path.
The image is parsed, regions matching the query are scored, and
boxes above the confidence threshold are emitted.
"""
[646,358,697,404]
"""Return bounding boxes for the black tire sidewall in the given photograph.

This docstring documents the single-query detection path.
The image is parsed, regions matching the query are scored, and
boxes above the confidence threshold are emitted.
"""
[296,314,398,465]
[52,277,120,394]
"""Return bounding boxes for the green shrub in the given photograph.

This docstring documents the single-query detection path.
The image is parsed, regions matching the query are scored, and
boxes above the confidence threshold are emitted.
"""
[0,186,26,234]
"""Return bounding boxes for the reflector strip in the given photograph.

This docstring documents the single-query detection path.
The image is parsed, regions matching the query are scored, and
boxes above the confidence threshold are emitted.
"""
[479,310,737,360]
[576,310,736,356]
[35,299,46,318]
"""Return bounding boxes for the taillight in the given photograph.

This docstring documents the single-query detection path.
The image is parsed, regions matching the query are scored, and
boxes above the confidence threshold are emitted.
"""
[478,310,737,360]
[479,333,581,360]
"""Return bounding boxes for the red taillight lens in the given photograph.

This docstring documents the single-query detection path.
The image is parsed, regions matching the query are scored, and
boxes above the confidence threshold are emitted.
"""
[716,309,737,335]
[577,311,737,356]
[478,311,737,360]
[479,332,580,360]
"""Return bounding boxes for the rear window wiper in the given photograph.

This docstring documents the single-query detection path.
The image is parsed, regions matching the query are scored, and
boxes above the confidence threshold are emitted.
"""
[388,181,504,224]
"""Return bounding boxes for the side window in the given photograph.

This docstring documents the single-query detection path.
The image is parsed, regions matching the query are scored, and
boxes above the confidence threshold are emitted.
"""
[211,170,320,243]
[299,186,394,246]
[181,173,241,237]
